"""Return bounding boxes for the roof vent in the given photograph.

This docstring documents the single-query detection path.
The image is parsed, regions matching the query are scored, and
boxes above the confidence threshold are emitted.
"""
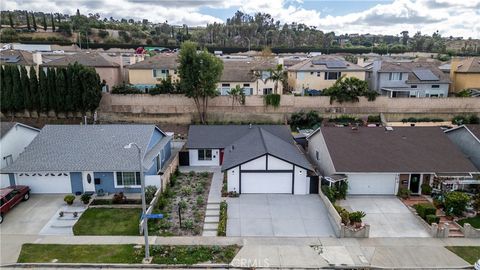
[385,126,394,131]
[231,145,235,151]
[396,63,401,65]
[249,123,252,129]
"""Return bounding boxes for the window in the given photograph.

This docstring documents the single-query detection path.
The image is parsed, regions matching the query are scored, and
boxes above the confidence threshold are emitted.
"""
[116,172,141,186]
[263,88,273,95]
[389,72,402,81]
[431,85,440,88]
[410,85,417,88]
[222,83,230,87]
[316,151,319,161]
[316,72,321,77]
[310,72,314,75]
[4,155,13,166]
[243,83,250,87]
[156,155,161,171]
[261,71,271,80]
[153,69,169,78]
[198,149,212,161]
[324,72,341,80]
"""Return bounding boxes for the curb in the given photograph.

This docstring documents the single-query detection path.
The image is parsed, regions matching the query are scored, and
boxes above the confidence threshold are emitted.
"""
[5,263,231,269]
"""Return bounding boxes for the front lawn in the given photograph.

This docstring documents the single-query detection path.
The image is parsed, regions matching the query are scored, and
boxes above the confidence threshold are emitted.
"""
[73,208,141,235]
[446,246,480,264]
[457,215,480,229]
[17,244,240,265]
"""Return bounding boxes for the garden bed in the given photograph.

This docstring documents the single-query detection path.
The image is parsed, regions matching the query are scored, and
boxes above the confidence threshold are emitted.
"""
[148,171,213,236]
[73,208,141,235]
[17,244,240,265]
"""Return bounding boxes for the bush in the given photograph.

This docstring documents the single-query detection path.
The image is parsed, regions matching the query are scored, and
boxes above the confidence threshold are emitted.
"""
[289,110,323,130]
[336,181,348,200]
[111,84,143,94]
[181,187,192,196]
[340,211,350,225]
[321,185,336,204]
[195,185,205,194]
[426,214,440,225]
[179,200,188,210]
[444,191,470,216]
[196,196,204,206]
[80,193,91,204]
[397,187,411,199]
[414,203,437,219]
[64,194,75,205]
[157,196,168,210]
[421,183,432,195]
[433,198,444,209]
[348,211,366,224]
[473,194,480,212]
[145,185,157,204]
[182,219,194,230]
[112,192,126,204]
[367,115,381,123]
[264,93,281,108]
[217,201,228,236]
[200,172,209,178]
[188,171,196,177]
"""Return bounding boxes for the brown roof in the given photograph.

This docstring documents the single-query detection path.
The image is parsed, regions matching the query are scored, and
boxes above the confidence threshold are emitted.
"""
[128,53,178,70]
[220,59,277,82]
[454,57,480,73]
[0,50,34,66]
[379,61,450,84]
[318,126,477,173]
[288,55,364,72]
[42,52,119,68]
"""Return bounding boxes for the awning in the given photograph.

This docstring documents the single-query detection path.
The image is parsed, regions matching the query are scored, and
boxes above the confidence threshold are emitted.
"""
[442,180,480,185]
[323,174,348,183]
[435,172,472,178]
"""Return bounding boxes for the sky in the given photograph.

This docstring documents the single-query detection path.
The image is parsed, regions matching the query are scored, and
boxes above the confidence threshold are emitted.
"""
[3,0,480,38]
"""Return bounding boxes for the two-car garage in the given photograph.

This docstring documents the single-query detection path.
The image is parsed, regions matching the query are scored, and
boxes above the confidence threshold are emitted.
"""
[15,173,72,194]
[347,174,399,195]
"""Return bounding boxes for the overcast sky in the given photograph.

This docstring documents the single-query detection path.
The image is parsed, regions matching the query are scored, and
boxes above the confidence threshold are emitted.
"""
[3,0,480,38]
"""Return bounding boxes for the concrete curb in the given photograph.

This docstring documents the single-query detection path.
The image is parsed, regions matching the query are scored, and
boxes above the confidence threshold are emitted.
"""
[5,263,231,268]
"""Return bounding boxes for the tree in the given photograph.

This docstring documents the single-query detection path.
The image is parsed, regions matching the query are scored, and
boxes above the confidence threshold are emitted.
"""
[81,67,102,114]
[51,13,56,32]
[0,66,11,114]
[55,68,66,113]
[265,64,286,94]
[322,76,378,104]
[20,66,31,111]
[8,11,14,28]
[227,85,245,108]
[32,12,37,31]
[42,13,47,31]
[28,66,39,112]
[26,11,31,30]
[38,68,48,113]
[178,41,223,123]
[47,68,57,112]
[12,66,24,112]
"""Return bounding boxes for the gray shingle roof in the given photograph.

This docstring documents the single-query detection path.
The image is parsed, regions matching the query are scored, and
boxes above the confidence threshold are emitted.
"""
[221,127,312,171]
[186,125,294,149]
[378,61,450,84]
[2,125,162,173]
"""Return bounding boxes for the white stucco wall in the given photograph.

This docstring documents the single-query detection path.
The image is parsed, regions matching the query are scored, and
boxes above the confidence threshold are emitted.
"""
[242,155,266,170]
[0,125,39,169]
[267,155,293,170]
[294,165,308,195]
[188,149,220,166]
[227,167,240,193]
[307,129,336,176]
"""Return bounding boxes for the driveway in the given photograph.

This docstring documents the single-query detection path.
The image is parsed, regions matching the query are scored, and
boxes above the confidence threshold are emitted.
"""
[227,194,336,237]
[339,196,431,238]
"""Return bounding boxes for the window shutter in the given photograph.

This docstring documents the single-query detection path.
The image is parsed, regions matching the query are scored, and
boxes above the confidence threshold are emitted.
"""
[116,172,123,185]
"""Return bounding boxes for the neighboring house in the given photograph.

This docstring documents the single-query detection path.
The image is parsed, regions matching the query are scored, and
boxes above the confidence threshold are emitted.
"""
[0,50,37,70]
[1,125,172,194]
[287,55,365,94]
[0,122,40,188]
[307,126,477,195]
[369,61,450,98]
[218,59,280,96]
[186,125,314,194]
[41,52,122,92]
[450,57,480,93]
[127,53,179,91]
[445,125,480,170]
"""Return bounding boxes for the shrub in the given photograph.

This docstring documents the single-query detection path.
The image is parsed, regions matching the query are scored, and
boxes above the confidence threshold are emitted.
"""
[433,198,444,209]
[426,214,440,225]
[169,175,177,187]
[473,194,480,212]
[200,172,209,178]
[217,201,228,236]
[289,110,323,130]
[336,181,348,200]
[196,196,204,206]
[64,194,75,205]
[397,187,411,199]
[349,211,366,224]
[179,200,188,210]
[340,211,350,225]
[111,84,143,94]
[264,93,281,108]
[421,183,432,195]
[157,196,168,210]
[367,115,381,123]
[112,192,126,204]
[195,185,205,194]
[444,191,470,216]
[181,187,192,196]
[80,193,91,204]
[452,115,469,125]
[414,203,437,219]
[321,185,336,204]
[145,185,157,204]
[188,171,196,177]
[182,219,194,230]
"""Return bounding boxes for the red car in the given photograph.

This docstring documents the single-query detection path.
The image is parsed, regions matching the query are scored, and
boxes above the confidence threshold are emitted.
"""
[0,185,30,223]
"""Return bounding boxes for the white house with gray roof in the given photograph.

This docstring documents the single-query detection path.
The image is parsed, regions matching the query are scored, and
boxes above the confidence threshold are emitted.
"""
[2,125,171,194]
[186,125,314,194]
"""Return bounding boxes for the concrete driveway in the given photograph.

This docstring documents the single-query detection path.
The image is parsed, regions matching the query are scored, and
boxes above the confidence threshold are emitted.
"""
[0,194,65,235]
[339,196,431,238]
[227,194,336,237]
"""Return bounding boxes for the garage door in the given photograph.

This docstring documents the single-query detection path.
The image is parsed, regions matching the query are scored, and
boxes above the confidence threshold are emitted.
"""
[241,172,292,194]
[16,173,72,194]
[347,174,397,195]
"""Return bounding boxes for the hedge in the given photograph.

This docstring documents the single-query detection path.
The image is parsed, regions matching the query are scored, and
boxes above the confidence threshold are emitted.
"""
[414,203,437,219]
[426,214,440,225]
[217,201,227,236]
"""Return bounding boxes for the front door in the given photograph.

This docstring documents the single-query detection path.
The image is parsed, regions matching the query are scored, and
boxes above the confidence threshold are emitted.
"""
[409,174,421,194]
[219,149,224,165]
[83,171,95,192]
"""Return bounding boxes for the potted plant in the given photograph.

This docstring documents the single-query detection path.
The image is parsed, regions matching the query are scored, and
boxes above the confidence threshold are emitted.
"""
[64,194,75,205]
[349,211,366,228]
[81,193,92,204]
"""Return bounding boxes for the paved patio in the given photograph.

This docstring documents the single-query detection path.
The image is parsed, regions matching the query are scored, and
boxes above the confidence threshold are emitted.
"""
[226,194,336,237]
[339,196,431,238]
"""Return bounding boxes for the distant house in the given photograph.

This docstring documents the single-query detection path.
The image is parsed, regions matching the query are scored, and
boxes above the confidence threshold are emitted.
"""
[369,61,450,98]
[2,125,172,194]
[445,125,480,171]
[450,57,480,93]
[0,122,40,188]
[41,52,122,91]
[287,55,365,94]
[186,125,314,194]
[127,53,179,92]
[0,50,37,70]
[307,126,477,195]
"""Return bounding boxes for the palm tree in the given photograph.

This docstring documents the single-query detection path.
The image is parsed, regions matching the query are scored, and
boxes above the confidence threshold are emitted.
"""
[227,85,245,108]
[265,64,286,94]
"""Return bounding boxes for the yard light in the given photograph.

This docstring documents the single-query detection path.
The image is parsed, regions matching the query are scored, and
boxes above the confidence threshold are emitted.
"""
[123,142,150,262]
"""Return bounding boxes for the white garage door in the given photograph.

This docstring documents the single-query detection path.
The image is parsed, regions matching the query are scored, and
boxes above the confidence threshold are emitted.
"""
[347,174,397,195]
[16,173,72,194]
[241,172,292,194]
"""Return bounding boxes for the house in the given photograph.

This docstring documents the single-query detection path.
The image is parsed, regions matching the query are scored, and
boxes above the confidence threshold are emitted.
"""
[0,122,40,188]
[445,125,480,170]
[186,125,314,194]
[218,58,281,95]
[0,50,38,70]
[287,55,366,94]
[127,53,179,92]
[1,125,172,194]
[450,57,480,93]
[307,126,477,195]
[41,52,122,91]
[369,60,450,98]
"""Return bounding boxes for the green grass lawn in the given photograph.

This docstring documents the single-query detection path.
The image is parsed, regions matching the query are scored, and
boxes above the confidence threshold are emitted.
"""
[17,244,240,265]
[446,246,480,264]
[457,215,480,229]
[73,208,141,235]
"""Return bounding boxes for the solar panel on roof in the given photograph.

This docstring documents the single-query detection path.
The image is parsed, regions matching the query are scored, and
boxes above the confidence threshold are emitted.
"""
[0,56,20,63]
[325,61,347,68]
[412,69,439,81]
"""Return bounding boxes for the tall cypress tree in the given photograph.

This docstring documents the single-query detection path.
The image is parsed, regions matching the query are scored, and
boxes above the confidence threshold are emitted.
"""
[50,13,55,32]
[0,66,7,114]
[85,68,102,113]
[38,68,48,113]
[70,63,82,112]
[29,66,39,112]
[12,66,24,112]
[3,66,14,113]
[32,12,37,31]
[64,64,73,113]
[20,66,31,111]
[8,12,14,28]
[26,11,31,30]
[55,68,66,113]
[42,13,47,31]
[47,68,57,112]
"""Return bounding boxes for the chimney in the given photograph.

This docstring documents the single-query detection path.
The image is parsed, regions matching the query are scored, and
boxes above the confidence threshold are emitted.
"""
[32,52,42,66]
[357,57,364,66]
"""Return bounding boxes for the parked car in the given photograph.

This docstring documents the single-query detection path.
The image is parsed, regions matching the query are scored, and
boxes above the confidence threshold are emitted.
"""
[0,185,31,223]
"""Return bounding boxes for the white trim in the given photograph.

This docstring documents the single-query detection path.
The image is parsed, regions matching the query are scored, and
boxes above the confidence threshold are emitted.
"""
[113,171,141,188]
[444,125,480,143]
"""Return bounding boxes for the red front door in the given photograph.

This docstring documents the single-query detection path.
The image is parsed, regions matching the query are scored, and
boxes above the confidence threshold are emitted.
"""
[219,149,224,165]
